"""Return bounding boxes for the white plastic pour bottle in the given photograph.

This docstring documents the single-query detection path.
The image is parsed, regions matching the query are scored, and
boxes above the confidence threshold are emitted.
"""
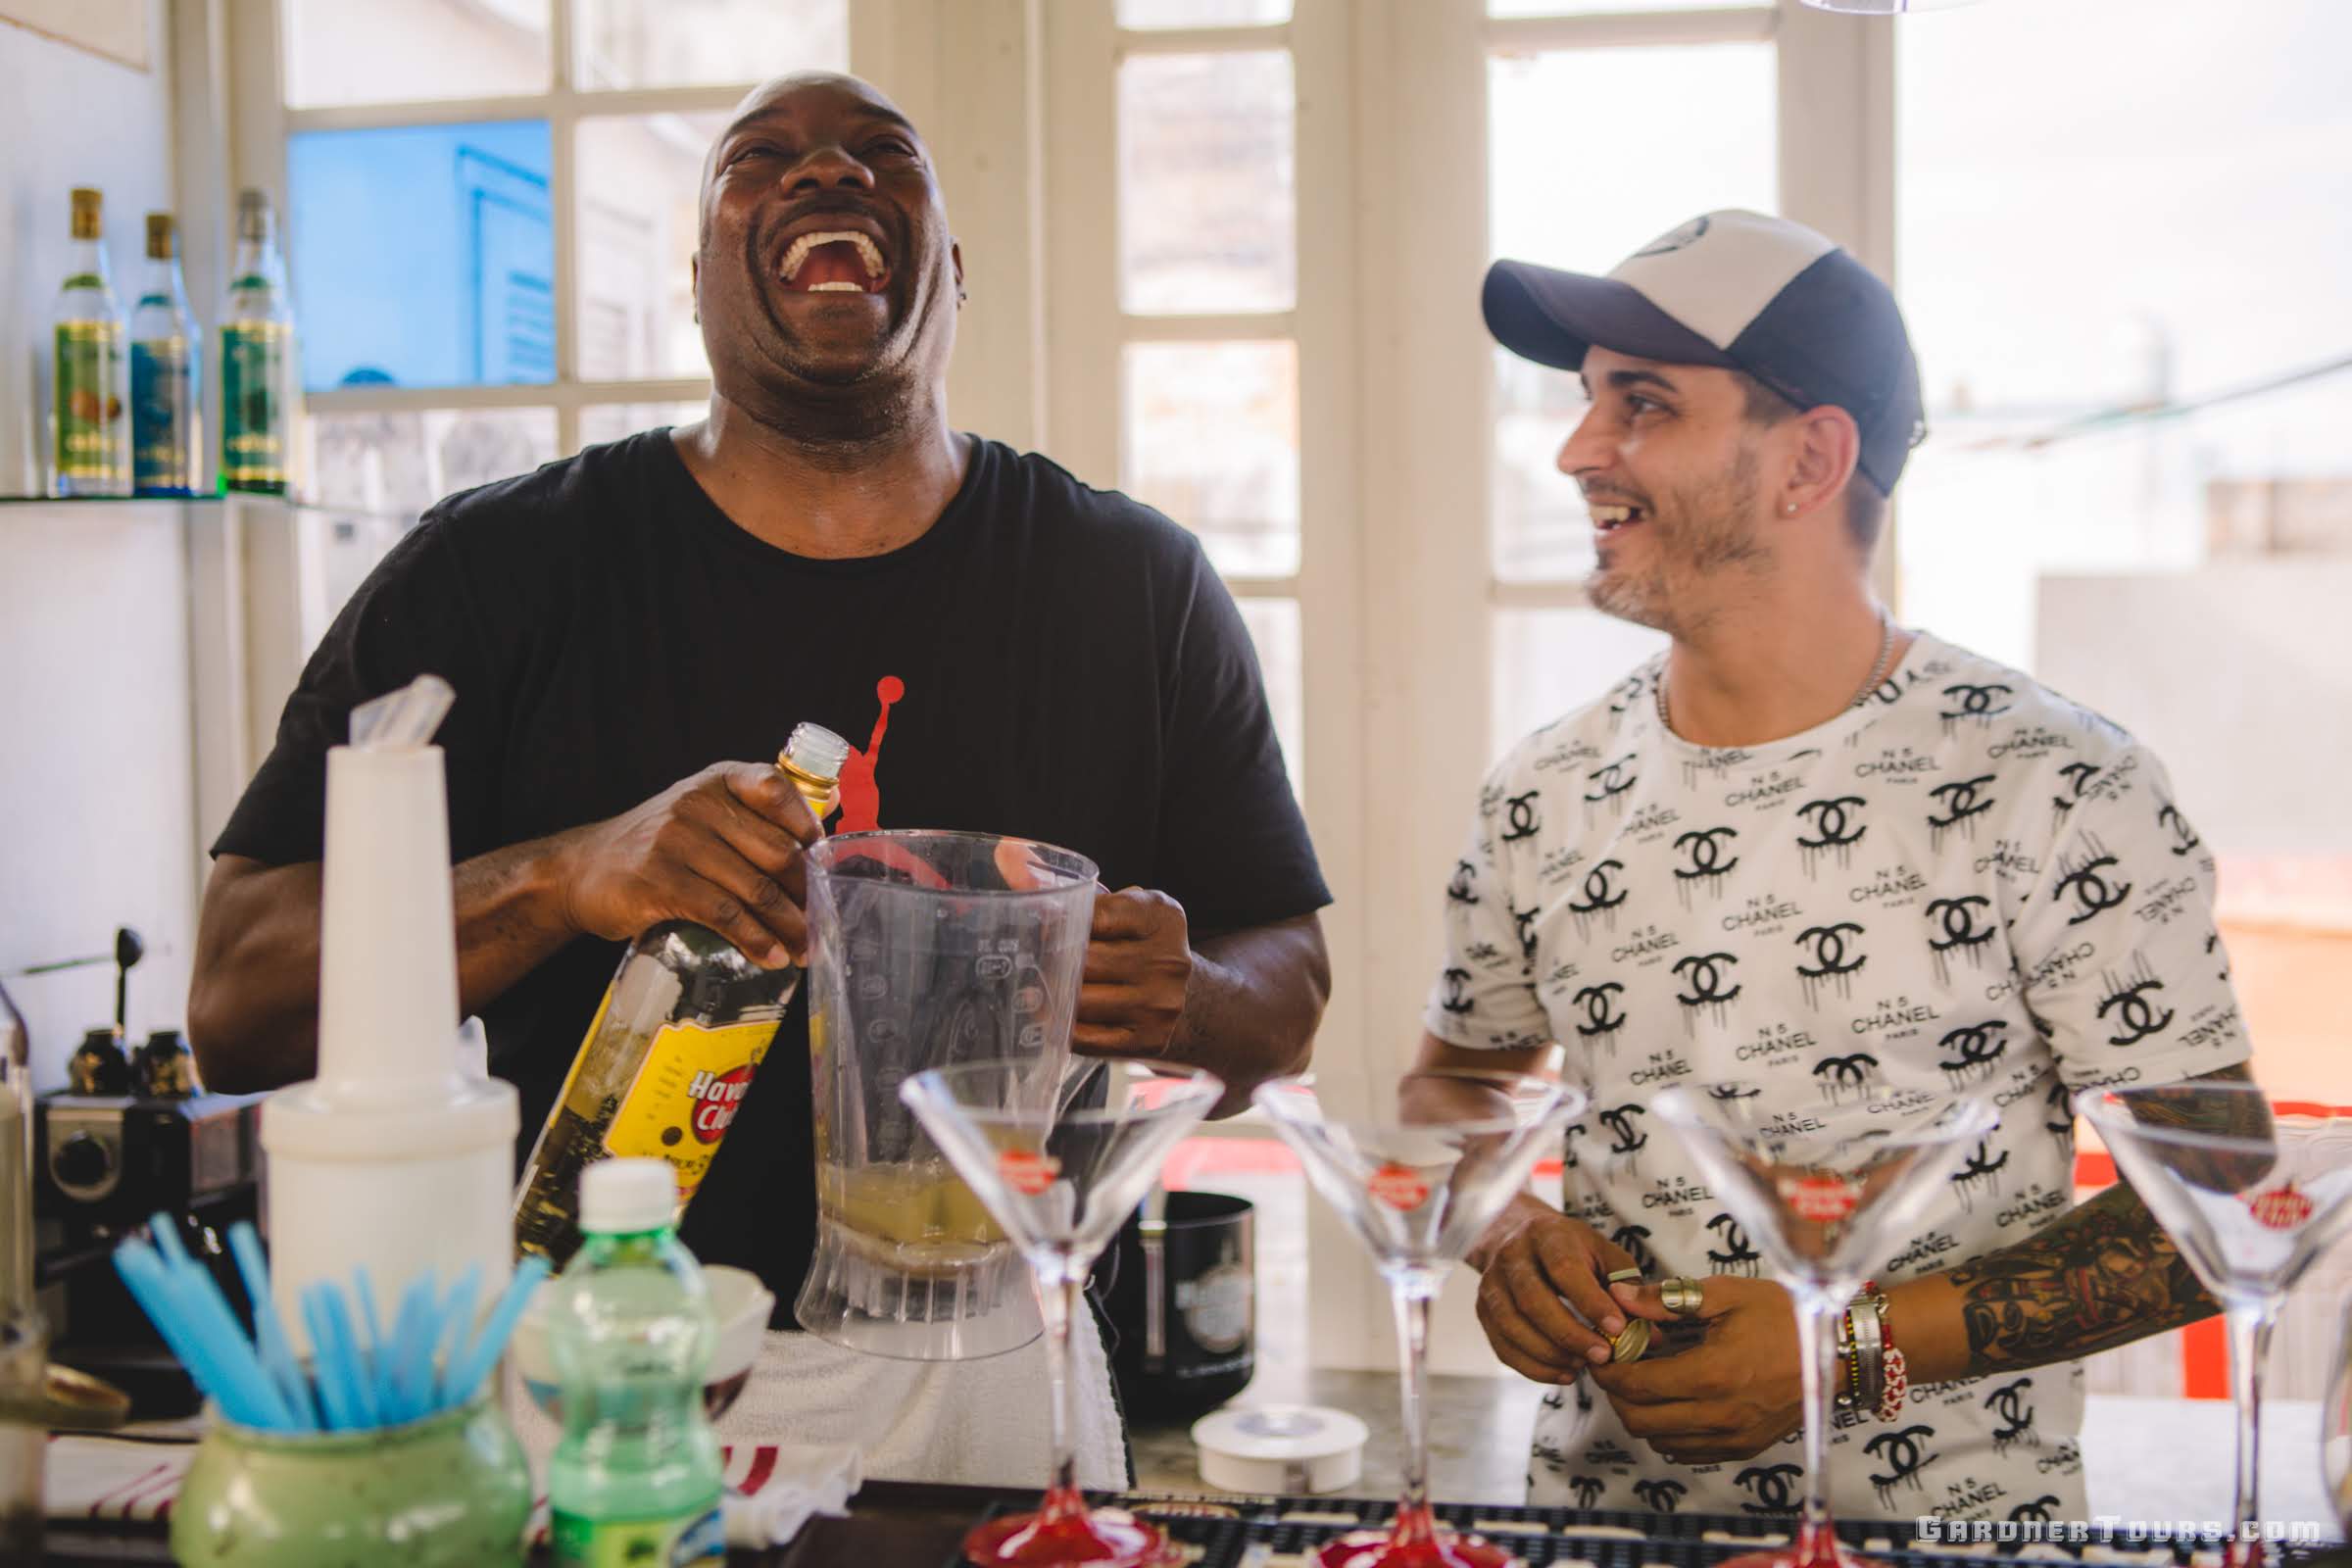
[260,674,519,1342]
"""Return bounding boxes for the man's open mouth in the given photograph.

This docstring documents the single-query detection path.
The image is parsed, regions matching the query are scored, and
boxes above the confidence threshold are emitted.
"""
[1589,502,1647,534]
[777,229,892,295]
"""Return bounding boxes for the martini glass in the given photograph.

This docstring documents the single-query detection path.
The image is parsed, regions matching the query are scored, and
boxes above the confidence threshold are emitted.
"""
[1649,1083,1997,1568]
[1252,1069,1586,1568]
[901,1060,1222,1568]
[2076,1085,2352,1567]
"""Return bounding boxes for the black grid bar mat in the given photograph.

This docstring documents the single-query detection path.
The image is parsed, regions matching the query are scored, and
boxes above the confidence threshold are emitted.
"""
[942,1494,2342,1568]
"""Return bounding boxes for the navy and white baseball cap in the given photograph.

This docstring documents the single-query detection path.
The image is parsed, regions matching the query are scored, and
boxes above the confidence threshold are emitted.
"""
[1484,210,1926,494]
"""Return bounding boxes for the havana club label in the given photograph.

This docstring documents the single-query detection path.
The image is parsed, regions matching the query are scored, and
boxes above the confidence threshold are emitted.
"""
[601,1018,778,1196]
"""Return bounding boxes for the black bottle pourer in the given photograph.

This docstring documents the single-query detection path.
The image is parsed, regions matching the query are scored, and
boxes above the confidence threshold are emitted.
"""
[112,926,145,1037]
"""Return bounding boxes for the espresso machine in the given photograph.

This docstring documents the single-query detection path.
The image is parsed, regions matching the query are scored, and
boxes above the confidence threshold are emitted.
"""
[22,929,263,1416]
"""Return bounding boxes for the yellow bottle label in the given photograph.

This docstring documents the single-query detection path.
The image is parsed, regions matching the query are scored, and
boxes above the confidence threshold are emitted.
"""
[602,1019,779,1195]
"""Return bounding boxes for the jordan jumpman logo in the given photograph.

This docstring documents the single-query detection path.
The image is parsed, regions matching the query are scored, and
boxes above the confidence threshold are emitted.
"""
[836,675,903,833]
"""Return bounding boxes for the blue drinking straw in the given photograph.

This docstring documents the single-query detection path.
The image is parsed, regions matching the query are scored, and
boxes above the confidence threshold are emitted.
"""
[146,1212,192,1272]
[383,1274,437,1424]
[441,1255,550,1407]
[223,1223,316,1432]
[112,1242,240,1419]
[300,1287,361,1431]
[114,1242,290,1430]
[323,1284,383,1428]
[433,1265,483,1410]
[352,1265,386,1388]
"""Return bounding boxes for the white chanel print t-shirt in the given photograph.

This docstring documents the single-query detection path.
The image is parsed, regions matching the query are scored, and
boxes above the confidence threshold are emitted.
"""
[1426,630,2249,1525]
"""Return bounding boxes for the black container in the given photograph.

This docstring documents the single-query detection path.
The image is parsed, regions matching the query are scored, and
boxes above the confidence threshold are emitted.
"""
[1105,1191,1254,1422]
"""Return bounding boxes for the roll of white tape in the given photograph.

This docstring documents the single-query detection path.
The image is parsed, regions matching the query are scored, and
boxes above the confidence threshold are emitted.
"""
[1190,1404,1371,1496]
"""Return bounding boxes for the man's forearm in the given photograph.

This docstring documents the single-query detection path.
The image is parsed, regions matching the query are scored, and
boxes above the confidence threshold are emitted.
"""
[1889,1062,2251,1383]
[1888,1179,2215,1384]
[190,835,584,1091]
[1161,914,1330,1116]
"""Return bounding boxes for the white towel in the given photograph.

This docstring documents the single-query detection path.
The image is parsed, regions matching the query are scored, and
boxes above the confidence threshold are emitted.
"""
[508,1309,1126,1493]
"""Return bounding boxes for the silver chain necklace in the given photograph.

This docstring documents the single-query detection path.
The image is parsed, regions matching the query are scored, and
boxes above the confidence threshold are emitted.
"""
[1652,609,1896,737]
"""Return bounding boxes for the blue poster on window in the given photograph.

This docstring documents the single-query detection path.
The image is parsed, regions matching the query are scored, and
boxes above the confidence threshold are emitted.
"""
[288,119,555,392]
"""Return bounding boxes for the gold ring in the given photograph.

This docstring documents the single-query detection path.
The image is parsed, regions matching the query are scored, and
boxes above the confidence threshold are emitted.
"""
[1604,1267,1644,1285]
[1609,1318,1651,1363]
[1659,1276,1704,1318]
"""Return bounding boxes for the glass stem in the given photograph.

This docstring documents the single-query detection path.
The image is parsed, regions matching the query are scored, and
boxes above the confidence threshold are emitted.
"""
[1389,1277,1440,1548]
[1793,1289,1841,1568]
[1037,1257,1084,1520]
[2226,1300,2277,1568]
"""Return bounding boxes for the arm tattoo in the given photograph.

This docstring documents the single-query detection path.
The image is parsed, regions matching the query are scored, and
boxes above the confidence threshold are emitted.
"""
[1944,1062,2249,1375]
[1945,1182,2215,1372]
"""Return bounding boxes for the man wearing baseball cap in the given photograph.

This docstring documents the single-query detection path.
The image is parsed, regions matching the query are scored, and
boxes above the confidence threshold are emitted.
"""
[1418,211,2251,1519]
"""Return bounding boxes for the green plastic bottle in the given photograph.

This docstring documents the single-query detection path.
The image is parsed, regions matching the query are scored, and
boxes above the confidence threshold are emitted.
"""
[547,1157,726,1567]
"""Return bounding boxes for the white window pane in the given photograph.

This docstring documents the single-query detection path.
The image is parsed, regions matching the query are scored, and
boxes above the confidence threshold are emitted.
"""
[282,0,549,108]
[1491,0,1755,14]
[575,0,846,89]
[304,408,557,520]
[1488,43,1775,584]
[1492,608,1666,758]
[1236,597,1304,797]
[1122,341,1300,576]
[579,402,707,451]
[1119,52,1296,314]
[1118,0,1291,25]
[576,114,723,382]
[1895,0,2352,671]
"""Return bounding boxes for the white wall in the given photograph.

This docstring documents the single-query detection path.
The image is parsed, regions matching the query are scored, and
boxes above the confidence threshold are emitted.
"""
[2035,563,2352,857]
[0,6,191,1085]
[0,2,175,497]
[0,505,199,1087]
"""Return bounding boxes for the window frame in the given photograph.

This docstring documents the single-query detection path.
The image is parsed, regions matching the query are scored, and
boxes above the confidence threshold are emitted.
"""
[1044,0,1890,1375]
[224,0,886,453]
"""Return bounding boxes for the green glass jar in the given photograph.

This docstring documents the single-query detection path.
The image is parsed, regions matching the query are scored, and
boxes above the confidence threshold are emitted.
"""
[171,1396,531,1567]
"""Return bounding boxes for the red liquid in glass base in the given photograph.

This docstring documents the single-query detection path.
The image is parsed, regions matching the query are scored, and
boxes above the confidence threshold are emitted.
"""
[1310,1502,1525,1568]
[961,1487,1180,1567]
[1713,1518,1861,1568]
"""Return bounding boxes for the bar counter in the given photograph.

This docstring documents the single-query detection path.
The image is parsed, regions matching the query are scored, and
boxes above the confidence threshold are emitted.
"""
[41,1478,2352,1568]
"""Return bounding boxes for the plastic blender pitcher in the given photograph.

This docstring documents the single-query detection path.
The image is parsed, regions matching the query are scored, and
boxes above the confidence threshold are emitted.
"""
[794,830,1100,1359]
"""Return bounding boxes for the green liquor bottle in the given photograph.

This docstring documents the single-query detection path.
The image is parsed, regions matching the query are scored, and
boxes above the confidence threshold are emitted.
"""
[219,189,297,495]
[50,188,129,498]
[130,214,202,497]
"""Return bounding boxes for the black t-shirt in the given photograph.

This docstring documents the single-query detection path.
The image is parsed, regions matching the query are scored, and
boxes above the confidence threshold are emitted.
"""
[214,429,1330,1316]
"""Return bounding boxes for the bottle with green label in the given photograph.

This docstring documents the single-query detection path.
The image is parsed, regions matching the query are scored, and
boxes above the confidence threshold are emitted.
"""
[48,187,129,498]
[219,188,297,495]
[130,214,202,497]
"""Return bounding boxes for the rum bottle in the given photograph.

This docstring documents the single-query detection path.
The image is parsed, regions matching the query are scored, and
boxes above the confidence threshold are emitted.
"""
[48,188,128,497]
[220,189,296,495]
[130,214,202,497]
[514,723,852,1266]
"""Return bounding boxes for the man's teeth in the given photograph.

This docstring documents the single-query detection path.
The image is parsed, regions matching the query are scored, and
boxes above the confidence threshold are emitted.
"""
[808,281,864,292]
[1590,504,1642,530]
[780,229,888,282]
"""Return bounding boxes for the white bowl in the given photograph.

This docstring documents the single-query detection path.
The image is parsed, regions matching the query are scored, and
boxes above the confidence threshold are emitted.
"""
[511,1263,773,1422]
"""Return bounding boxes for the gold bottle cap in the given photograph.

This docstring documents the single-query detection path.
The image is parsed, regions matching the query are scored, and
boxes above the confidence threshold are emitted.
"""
[70,187,102,240]
[145,213,175,260]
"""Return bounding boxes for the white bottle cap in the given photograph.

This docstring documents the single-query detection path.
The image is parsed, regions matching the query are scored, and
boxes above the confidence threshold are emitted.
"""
[579,1158,676,1235]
